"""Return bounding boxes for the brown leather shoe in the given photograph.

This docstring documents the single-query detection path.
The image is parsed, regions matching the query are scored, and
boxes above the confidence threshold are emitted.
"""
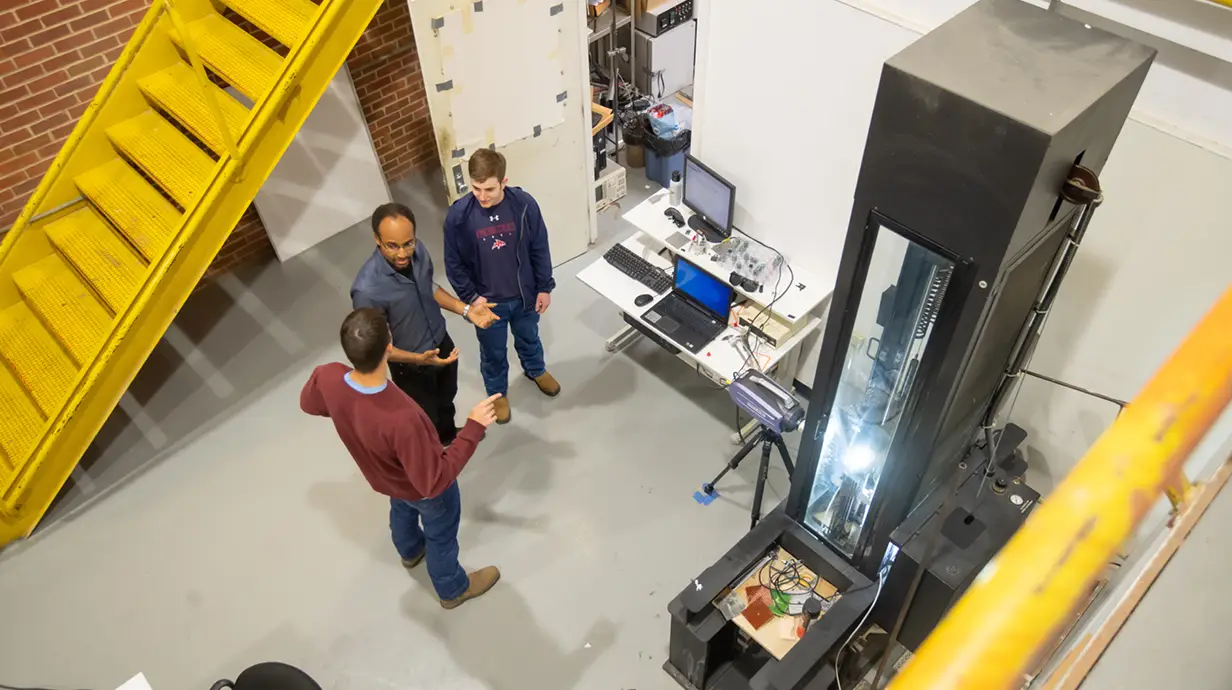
[441,566,501,610]
[401,551,425,570]
[532,372,561,397]
[494,396,511,424]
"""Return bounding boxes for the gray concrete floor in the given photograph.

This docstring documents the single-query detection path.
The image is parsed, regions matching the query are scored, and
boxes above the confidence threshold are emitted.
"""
[0,163,1226,690]
[0,163,801,689]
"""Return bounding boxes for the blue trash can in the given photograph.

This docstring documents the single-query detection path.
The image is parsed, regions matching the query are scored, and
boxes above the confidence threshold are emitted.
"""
[646,148,688,188]
[644,129,691,188]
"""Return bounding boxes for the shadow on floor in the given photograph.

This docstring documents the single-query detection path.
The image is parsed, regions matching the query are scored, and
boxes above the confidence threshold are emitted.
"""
[41,169,453,533]
[400,579,618,690]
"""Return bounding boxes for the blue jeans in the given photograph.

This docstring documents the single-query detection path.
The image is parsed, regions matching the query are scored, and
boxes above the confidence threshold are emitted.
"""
[389,482,469,600]
[475,298,546,396]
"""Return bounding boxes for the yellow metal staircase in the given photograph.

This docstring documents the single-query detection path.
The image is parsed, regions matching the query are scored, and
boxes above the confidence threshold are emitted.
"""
[0,0,383,547]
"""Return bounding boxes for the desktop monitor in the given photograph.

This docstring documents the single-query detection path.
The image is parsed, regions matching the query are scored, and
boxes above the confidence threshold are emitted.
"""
[682,155,736,242]
[675,255,733,320]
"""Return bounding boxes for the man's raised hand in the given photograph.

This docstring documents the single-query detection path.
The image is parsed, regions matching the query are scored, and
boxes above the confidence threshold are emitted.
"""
[467,394,503,427]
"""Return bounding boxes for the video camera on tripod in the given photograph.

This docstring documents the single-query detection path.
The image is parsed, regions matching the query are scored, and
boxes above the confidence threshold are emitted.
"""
[727,370,805,435]
[701,371,805,528]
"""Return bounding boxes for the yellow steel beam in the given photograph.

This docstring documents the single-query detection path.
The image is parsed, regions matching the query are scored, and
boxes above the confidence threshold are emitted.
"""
[891,285,1232,690]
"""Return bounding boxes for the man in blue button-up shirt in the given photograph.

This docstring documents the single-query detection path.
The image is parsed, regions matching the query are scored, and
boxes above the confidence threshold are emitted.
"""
[352,203,498,446]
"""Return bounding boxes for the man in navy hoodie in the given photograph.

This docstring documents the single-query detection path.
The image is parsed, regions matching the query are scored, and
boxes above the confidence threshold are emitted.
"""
[443,149,559,424]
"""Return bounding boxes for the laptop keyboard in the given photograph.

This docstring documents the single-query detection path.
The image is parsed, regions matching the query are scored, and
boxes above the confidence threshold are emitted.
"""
[660,294,724,334]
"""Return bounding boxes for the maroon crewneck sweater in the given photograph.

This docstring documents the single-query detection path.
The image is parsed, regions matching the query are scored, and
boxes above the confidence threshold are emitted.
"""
[299,362,485,501]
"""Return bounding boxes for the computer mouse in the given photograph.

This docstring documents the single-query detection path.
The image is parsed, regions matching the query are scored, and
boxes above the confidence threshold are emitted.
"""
[664,208,685,227]
[635,293,654,307]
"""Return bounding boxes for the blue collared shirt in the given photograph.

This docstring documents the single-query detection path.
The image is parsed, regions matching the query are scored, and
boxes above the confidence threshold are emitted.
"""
[351,245,447,353]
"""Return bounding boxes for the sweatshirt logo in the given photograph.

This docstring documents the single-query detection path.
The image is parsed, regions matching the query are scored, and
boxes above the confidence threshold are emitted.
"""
[489,214,500,222]
[491,238,507,250]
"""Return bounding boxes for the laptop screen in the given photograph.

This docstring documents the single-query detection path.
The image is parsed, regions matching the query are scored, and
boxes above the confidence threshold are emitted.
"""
[675,257,733,320]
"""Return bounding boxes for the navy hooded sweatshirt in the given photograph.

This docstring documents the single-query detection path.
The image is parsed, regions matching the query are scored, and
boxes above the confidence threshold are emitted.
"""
[443,186,556,308]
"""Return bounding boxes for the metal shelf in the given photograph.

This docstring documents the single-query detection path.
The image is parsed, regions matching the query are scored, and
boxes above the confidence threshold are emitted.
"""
[588,6,633,44]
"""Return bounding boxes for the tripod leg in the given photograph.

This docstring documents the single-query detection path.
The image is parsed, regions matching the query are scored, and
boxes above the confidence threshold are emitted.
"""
[750,437,774,529]
[773,436,795,476]
[703,433,761,494]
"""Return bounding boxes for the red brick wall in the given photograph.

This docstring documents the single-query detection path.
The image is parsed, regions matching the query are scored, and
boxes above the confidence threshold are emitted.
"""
[347,0,438,180]
[0,0,436,277]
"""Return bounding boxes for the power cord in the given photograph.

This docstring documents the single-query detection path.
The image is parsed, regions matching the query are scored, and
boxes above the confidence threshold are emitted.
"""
[834,568,887,690]
[758,557,841,604]
[724,228,795,376]
[694,363,726,391]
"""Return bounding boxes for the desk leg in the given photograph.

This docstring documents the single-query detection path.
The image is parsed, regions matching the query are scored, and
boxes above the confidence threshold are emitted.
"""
[605,324,639,353]
[774,345,803,390]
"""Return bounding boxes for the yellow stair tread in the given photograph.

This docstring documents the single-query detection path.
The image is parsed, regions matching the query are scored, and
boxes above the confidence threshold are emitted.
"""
[76,159,180,262]
[173,12,282,102]
[0,365,44,480]
[13,255,113,367]
[222,0,317,47]
[45,207,146,314]
[138,62,251,156]
[0,302,77,417]
[107,110,215,209]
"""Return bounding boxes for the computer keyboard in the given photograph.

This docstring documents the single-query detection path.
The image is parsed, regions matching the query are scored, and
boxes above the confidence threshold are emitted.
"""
[603,244,672,294]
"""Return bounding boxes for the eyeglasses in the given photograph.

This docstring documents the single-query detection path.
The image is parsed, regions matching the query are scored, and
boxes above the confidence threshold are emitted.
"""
[382,238,416,255]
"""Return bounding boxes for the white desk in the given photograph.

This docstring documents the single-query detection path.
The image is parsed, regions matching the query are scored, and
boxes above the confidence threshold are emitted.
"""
[622,190,829,324]
[578,194,829,441]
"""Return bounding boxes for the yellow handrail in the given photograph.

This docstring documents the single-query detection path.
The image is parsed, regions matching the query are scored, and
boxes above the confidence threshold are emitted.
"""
[162,0,242,167]
[891,285,1232,689]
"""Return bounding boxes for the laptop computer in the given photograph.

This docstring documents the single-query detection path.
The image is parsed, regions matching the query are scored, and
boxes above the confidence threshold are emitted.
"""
[642,255,733,354]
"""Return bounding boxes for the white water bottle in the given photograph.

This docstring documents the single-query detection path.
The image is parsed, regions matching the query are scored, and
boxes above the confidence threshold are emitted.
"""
[669,170,683,206]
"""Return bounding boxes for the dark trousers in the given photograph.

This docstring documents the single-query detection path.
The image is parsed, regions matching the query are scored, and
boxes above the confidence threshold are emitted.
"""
[389,482,468,600]
[390,331,459,445]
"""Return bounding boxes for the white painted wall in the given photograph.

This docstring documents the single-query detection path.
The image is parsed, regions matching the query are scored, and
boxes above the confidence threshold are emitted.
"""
[1011,119,1232,520]
[690,0,919,388]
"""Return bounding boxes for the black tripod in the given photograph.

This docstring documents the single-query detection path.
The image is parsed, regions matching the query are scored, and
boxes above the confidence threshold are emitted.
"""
[701,425,795,529]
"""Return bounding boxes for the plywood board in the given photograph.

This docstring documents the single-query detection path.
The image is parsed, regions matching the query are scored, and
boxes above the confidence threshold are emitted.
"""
[727,547,840,660]
[437,0,566,148]
[408,0,595,266]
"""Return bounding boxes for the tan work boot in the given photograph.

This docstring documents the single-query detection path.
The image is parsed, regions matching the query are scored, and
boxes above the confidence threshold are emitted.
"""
[401,551,425,570]
[441,566,501,609]
[494,396,511,425]
[532,371,561,397]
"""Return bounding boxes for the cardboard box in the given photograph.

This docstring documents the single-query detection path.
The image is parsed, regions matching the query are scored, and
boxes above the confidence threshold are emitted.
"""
[614,0,640,18]
[588,0,611,17]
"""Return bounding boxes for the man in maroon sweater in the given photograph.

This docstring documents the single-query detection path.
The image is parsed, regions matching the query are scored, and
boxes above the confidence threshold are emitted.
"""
[301,307,502,609]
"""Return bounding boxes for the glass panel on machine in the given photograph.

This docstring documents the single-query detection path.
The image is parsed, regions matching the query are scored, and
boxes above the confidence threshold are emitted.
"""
[804,222,955,558]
